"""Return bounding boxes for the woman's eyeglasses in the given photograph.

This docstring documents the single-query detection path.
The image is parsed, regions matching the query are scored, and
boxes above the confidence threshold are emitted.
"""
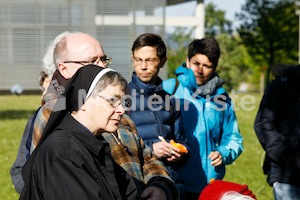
[97,94,129,109]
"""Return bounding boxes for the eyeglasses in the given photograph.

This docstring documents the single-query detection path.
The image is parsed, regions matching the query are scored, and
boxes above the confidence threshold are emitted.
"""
[132,57,159,66]
[64,55,112,66]
[97,94,129,109]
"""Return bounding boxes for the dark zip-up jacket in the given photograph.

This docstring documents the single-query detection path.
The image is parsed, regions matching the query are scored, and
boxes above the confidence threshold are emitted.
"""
[254,64,300,187]
[20,113,138,200]
[129,72,187,194]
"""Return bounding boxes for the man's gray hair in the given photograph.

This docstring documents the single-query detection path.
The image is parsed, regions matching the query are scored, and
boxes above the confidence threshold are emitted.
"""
[42,31,77,79]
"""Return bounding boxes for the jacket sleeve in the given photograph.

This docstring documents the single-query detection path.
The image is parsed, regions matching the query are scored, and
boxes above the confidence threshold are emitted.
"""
[254,79,288,165]
[139,134,180,200]
[10,115,34,194]
[217,94,243,165]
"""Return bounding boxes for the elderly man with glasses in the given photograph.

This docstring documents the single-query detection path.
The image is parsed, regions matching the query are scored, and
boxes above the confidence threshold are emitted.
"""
[31,32,111,149]
[11,32,179,200]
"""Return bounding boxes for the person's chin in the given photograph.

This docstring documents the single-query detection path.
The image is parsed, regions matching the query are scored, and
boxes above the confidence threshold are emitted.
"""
[105,123,119,132]
[196,81,204,86]
[196,78,207,86]
[106,127,118,133]
[140,77,150,82]
[137,74,150,82]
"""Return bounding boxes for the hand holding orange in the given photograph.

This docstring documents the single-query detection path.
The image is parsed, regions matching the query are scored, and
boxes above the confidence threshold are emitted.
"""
[170,140,188,153]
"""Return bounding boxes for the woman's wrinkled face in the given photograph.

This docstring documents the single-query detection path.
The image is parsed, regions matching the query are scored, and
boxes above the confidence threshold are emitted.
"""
[84,84,125,134]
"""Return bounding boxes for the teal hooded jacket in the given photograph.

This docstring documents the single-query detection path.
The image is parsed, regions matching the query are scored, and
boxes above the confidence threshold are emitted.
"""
[163,64,243,193]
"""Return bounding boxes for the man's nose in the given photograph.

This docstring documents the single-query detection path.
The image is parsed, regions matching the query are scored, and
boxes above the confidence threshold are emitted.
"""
[141,61,147,70]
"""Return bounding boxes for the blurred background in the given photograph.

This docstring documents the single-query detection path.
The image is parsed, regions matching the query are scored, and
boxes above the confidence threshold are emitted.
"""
[0,0,298,94]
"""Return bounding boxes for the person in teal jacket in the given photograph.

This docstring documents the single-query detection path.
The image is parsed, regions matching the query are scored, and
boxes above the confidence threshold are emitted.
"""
[163,37,243,200]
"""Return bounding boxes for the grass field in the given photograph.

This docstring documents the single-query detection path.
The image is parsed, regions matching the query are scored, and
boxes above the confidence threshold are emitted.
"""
[0,94,274,200]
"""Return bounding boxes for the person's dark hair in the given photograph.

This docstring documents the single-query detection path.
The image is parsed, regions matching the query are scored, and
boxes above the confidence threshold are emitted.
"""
[92,71,127,95]
[39,71,49,87]
[131,33,166,60]
[188,37,220,69]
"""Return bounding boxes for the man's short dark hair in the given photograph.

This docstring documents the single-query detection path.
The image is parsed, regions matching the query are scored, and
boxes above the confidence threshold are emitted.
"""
[188,37,220,69]
[131,33,166,60]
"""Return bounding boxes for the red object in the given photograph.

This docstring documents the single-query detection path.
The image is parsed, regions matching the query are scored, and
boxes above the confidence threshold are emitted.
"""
[198,179,257,200]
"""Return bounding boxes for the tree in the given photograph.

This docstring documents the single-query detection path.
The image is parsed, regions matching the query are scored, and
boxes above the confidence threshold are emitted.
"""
[205,3,233,37]
[237,0,298,84]
[215,34,250,91]
[167,28,192,78]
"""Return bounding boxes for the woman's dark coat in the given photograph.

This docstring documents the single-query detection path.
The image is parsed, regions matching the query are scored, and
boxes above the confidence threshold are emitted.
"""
[21,113,138,200]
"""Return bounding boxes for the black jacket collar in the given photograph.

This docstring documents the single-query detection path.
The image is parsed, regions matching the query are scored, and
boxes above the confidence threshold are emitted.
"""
[130,72,163,95]
[55,113,109,156]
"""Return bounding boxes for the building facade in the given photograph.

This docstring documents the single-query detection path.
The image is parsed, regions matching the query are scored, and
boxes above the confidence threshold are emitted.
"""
[0,0,168,91]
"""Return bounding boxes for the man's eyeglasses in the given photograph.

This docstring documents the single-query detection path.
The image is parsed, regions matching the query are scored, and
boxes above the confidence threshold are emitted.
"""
[97,94,129,109]
[64,55,112,66]
[132,57,159,66]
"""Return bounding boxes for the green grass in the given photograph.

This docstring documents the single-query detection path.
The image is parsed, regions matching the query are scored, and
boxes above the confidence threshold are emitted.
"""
[0,95,41,200]
[223,92,274,200]
[0,94,274,199]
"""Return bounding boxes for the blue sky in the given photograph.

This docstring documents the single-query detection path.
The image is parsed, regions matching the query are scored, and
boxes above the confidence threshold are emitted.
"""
[166,0,246,31]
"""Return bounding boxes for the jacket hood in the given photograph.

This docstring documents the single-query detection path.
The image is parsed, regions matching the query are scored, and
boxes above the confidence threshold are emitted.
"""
[271,64,300,78]
[175,63,198,92]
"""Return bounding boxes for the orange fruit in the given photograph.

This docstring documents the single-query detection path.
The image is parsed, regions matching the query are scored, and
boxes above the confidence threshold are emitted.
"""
[170,140,188,153]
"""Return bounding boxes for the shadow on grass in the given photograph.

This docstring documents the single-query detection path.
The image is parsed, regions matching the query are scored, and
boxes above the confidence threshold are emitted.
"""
[0,110,36,120]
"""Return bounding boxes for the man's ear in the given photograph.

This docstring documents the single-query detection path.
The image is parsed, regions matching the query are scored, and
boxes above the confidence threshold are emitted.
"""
[159,57,167,68]
[58,63,71,79]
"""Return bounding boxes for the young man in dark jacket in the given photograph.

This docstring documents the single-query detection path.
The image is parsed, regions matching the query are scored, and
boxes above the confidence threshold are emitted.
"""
[128,33,188,198]
[254,63,300,200]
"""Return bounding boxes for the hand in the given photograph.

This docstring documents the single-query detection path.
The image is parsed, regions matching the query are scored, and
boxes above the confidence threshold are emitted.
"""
[140,186,166,200]
[208,151,223,167]
[153,141,182,161]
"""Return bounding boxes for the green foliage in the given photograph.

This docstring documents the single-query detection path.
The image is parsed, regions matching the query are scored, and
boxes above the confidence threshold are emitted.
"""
[224,92,273,200]
[237,0,298,83]
[215,34,250,90]
[205,3,233,37]
[167,28,192,78]
[0,95,41,200]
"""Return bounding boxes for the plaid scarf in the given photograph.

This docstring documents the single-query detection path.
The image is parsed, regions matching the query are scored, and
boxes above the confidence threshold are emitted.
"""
[103,114,179,200]
[31,70,67,152]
